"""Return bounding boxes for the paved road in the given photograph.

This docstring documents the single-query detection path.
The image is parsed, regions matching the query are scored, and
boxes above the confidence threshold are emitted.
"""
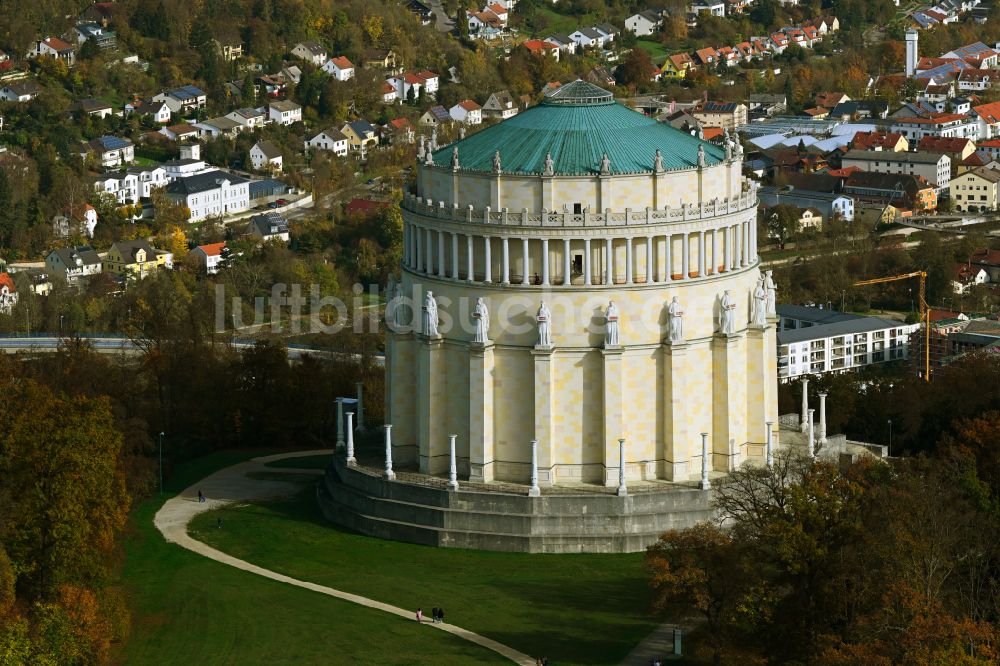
[153,450,535,665]
[428,0,455,32]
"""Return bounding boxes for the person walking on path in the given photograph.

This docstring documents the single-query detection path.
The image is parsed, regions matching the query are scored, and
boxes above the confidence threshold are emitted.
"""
[431,607,439,623]
[416,608,423,623]
[437,607,445,624]
[198,490,205,503]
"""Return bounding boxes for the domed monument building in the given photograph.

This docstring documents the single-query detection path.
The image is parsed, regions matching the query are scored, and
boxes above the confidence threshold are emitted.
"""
[321,81,779,552]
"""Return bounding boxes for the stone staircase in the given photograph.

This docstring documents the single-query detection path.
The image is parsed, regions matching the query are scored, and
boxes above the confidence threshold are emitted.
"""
[317,458,716,554]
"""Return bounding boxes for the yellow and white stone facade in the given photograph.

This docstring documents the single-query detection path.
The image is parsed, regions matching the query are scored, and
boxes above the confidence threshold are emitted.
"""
[385,89,778,487]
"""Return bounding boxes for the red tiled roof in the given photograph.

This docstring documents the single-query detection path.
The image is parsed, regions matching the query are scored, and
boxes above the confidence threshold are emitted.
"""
[329,56,353,69]
[198,242,226,257]
[896,113,968,124]
[0,272,15,293]
[388,118,413,129]
[703,127,724,140]
[918,136,974,152]
[346,198,389,215]
[381,82,395,94]
[815,92,847,109]
[974,101,1000,123]
[457,99,481,111]
[852,131,905,150]
[826,166,861,177]
[524,39,558,52]
[43,36,73,52]
[960,152,987,166]
[916,56,958,70]
[971,248,1000,267]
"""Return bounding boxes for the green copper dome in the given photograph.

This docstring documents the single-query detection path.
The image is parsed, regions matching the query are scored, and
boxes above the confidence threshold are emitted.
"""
[430,80,726,176]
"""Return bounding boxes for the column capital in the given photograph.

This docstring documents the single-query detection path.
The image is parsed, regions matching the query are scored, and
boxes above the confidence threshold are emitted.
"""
[468,340,495,354]
[422,333,444,346]
[601,345,624,356]
[662,340,690,354]
[532,345,555,356]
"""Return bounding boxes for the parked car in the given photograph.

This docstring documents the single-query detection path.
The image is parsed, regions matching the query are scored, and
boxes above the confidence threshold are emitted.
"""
[275,198,288,206]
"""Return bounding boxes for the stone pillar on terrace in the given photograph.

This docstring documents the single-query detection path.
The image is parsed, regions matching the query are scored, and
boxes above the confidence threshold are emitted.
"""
[818,392,828,447]
[451,232,459,280]
[800,378,810,433]
[418,331,446,474]
[484,236,492,283]
[502,237,510,284]
[584,239,592,285]
[662,338,690,481]
[602,341,624,487]
[468,340,495,483]
[532,344,555,487]
[466,234,474,281]
[541,238,550,285]
[522,237,530,285]
[563,238,571,286]
[712,327,746,471]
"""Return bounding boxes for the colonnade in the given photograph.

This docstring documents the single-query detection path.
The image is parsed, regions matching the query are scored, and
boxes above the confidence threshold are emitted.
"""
[401,218,758,286]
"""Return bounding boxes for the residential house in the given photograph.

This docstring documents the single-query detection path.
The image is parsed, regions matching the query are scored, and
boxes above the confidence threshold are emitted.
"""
[844,171,937,211]
[406,0,434,23]
[193,116,242,139]
[246,212,290,243]
[972,101,1000,139]
[415,70,439,96]
[829,99,888,120]
[77,136,134,167]
[93,165,169,205]
[153,86,207,115]
[73,21,118,51]
[568,28,604,49]
[250,141,282,172]
[305,129,349,155]
[0,80,42,102]
[689,0,726,17]
[542,34,577,55]
[692,101,748,131]
[419,105,452,126]
[957,68,1000,92]
[164,170,250,221]
[483,91,519,119]
[917,136,977,172]
[951,166,1000,211]
[382,118,416,144]
[214,39,243,62]
[467,10,504,39]
[798,207,823,230]
[851,131,909,152]
[322,56,355,81]
[841,149,952,191]
[769,32,790,53]
[29,37,75,66]
[159,123,200,141]
[380,81,398,104]
[951,262,989,293]
[51,204,98,238]
[104,240,172,280]
[127,99,172,124]
[341,120,379,153]
[586,66,615,87]
[523,40,560,61]
[45,246,102,283]
[76,98,114,118]
[694,47,719,67]
[759,186,855,221]
[625,10,663,36]
[0,273,16,314]
[748,94,787,117]
[225,107,267,130]
[815,92,850,110]
[450,99,483,124]
[363,49,400,71]
[291,41,327,66]
[889,114,979,142]
[191,242,227,275]
[268,99,302,126]
[662,53,694,79]
[81,2,118,27]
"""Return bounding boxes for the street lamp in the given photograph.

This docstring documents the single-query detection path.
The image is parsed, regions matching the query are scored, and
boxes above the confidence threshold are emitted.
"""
[159,432,165,495]
[59,314,64,336]
[887,419,893,452]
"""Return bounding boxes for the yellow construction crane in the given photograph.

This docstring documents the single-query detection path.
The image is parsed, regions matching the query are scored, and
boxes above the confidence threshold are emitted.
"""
[853,271,931,381]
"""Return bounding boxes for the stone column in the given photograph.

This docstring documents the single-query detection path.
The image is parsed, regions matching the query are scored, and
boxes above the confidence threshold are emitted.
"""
[522,237,530,285]
[605,237,613,285]
[532,345,555,487]
[617,438,627,497]
[447,434,459,491]
[451,232,459,280]
[746,322,771,458]
[818,392,828,446]
[563,238,571,286]
[528,439,541,497]
[437,231,446,277]
[356,381,364,430]
[418,334,445,474]
[415,227,423,273]
[403,223,410,268]
[807,408,816,459]
[484,236,492,283]
[383,424,395,480]
[346,412,356,465]
[425,227,433,274]
[699,432,711,489]
[541,238,550,285]
[469,341,495,483]
[681,232,690,279]
[765,421,773,468]
[602,345,624,487]
[502,237,510,284]
[466,234,473,281]
[646,235,654,283]
[723,227,731,272]
[712,330,746,471]
[800,378,810,433]
[736,223,744,269]
[698,231,706,277]
[625,237,633,284]
[662,340,690,481]
[584,239,592,285]
[335,397,345,448]
[713,228,720,274]
[664,234,672,281]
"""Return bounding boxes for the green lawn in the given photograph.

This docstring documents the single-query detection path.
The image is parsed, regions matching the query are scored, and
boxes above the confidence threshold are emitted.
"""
[635,39,669,64]
[528,6,588,37]
[117,450,507,665]
[190,482,660,665]
[263,454,333,470]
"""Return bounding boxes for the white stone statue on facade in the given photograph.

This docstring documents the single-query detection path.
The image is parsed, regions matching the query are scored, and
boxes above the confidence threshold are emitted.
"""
[536,301,552,347]
[424,146,435,165]
[422,291,439,337]
[697,144,706,168]
[735,135,744,158]
[459,126,466,140]
[451,146,460,169]
[697,126,705,140]
[493,150,502,173]
[430,127,438,151]
[473,297,490,343]
[668,296,684,343]
[417,135,426,161]
[724,129,732,160]
[764,269,777,317]
[544,152,554,176]
[393,281,407,329]
[600,153,611,175]
[605,301,620,347]
[719,290,736,335]
[654,148,663,173]
[751,277,768,326]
